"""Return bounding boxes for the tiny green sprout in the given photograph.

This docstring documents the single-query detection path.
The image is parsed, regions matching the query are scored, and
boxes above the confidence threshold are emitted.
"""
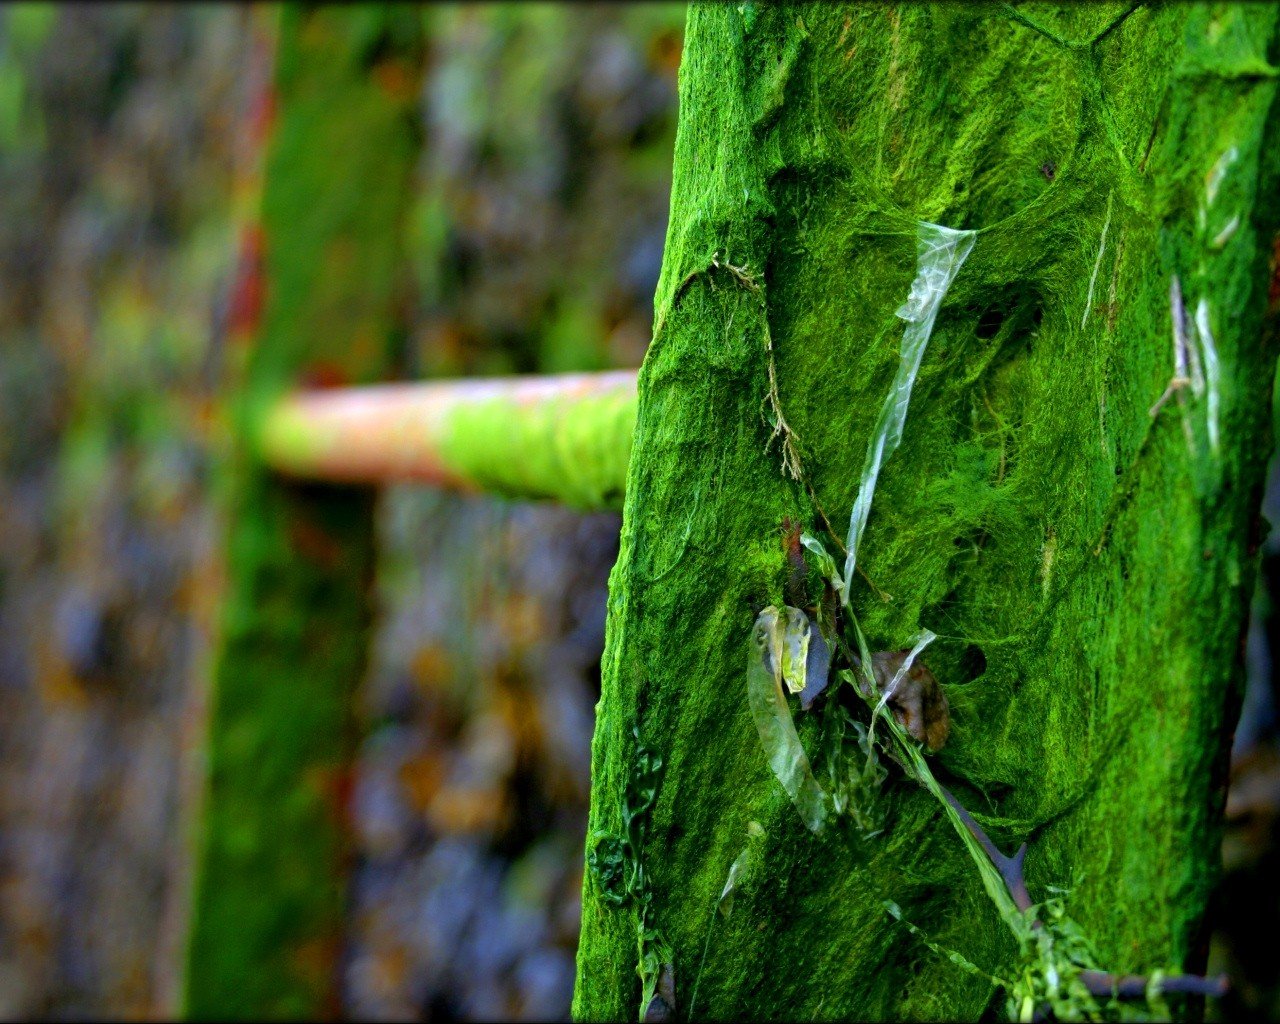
[800,531,844,594]
[588,832,629,908]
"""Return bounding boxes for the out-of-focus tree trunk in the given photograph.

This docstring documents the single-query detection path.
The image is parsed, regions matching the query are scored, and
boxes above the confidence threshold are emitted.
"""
[181,6,423,1019]
[575,4,1280,1019]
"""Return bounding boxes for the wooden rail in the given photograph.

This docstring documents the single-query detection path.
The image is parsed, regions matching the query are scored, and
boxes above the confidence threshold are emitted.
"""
[258,370,639,510]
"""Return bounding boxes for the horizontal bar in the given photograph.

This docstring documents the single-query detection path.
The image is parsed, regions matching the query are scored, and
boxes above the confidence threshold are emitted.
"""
[257,370,638,510]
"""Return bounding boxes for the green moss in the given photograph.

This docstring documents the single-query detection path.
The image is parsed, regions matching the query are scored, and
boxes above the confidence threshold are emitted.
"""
[575,4,1280,1020]
[438,386,636,511]
[181,6,423,1020]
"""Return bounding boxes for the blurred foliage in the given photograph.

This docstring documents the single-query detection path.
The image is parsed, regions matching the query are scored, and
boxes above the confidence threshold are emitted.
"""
[0,2,681,1020]
[408,2,684,378]
[344,6,684,1019]
[0,4,55,153]
[184,6,427,1019]
[0,5,247,1018]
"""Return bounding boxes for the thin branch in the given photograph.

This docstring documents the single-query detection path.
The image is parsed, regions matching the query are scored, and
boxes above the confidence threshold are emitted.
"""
[1080,970,1228,1000]
[258,371,636,504]
[1149,375,1191,419]
[940,787,1032,912]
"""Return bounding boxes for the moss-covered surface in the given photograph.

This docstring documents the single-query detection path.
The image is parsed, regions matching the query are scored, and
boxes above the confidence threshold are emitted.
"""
[257,375,637,511]
[181,6,423,1019]
[437,385,636,511]
[575,3,1280,1020]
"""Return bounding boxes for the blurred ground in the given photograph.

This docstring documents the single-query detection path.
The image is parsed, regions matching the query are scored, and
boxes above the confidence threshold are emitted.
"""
[344,493,618,1021]
[0,3,1278,1022]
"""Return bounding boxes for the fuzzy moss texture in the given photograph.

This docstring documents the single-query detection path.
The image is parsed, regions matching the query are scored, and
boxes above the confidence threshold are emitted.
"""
[438,386,637,510]
[575,3,1280,1021]
[182,6,423,1020]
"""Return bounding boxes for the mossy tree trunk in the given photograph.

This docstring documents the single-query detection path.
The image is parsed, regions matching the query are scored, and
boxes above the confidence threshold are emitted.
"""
[575,3,1280,1020]
[181,6,423,1020]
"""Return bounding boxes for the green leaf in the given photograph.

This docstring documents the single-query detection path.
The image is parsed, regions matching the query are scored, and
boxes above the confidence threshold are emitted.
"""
[800,532,843,592]
[780,604,810,694]
[746,607,830,832]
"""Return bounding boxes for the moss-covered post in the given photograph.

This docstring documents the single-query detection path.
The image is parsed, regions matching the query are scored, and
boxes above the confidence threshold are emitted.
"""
[575,4,1280,1020]
[181,6,423,1019]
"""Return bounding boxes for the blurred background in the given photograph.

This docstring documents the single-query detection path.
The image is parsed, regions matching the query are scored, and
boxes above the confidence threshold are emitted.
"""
[0,3,1276,1021]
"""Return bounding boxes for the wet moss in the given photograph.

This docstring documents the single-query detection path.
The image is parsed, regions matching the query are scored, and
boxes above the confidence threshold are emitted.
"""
[438,386,637,512]
[575,4,1280,1020]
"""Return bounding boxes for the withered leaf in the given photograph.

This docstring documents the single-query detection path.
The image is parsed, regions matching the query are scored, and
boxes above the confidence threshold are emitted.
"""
[799,626,831,711]
[870,650,950,751]
[642,963,676,1022]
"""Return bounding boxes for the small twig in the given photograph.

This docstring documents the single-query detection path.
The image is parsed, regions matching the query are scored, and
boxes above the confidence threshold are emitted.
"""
[684,248,802,483]
[1148,375,1190,418]
[807,489,847,558]
[804,488,894,603]
[760,317,804,482]
[1171,274,1203,396]
[1151,274,1205,420]
[940,787,1032,912]
[1080,970,1228,1000]
[855,561,893,603]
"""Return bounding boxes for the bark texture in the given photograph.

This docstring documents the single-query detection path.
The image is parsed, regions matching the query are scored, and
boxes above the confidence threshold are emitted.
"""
[181,6,423,1019]
[575,4,1280,1020]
